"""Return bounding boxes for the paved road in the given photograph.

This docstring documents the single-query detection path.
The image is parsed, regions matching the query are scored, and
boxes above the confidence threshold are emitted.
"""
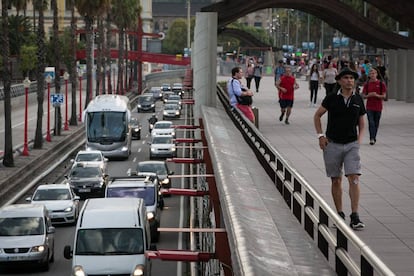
[219,74,414,276]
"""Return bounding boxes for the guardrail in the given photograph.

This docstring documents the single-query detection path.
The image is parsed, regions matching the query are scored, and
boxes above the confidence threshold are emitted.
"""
[216,84,395,276]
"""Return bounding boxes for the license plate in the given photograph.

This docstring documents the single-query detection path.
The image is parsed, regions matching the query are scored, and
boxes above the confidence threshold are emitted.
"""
[8,255,26,261]
[78,188,91,193]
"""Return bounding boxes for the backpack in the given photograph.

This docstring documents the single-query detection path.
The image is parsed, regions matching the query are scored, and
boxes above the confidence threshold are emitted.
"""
[231,79,252,105]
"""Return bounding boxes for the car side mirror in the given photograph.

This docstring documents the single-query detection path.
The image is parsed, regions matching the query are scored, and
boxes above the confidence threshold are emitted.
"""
[169,171,174,175]
[74,196,80,201]
[25,196,32,202]
[104,158,109,162]
[47,226,55,234]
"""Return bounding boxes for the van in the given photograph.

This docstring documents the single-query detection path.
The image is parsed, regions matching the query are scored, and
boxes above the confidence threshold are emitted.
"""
[0,204,55,271]
[64,198,153,276]
[105,174,164,242]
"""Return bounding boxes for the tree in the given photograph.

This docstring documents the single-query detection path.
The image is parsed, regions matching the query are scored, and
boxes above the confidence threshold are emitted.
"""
[51,0,62,135]
[68,0,78,125]
[162,19,188,55]
[19,44,37,78]
[33,0,47,149]
[75,0,111,106]
[2,0,14,167]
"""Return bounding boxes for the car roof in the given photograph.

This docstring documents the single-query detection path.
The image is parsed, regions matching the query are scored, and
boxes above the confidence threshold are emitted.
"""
[155,120,172,125]
[36,184,71,190]
[76,150,102,155]
[108,176,157,188]
[138,160,166,166]
[0,204,46,218]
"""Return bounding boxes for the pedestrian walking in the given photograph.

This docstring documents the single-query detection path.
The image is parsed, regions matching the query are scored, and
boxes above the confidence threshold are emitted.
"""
[274,60,285,84]
[276,66,299,125]
[227,66,255,123]
[253,61,263,93]
[322,62,337,96]
[313,67,366,230]
[362,68,387,145]
[245,62,254,89]
[309,64,320,107]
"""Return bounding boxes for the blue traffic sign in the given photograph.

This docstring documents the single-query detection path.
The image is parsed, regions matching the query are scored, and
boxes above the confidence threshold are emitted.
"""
[51,94,64,105]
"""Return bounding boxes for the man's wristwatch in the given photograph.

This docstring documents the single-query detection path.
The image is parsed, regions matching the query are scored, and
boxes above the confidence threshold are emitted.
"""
[317,133,325,139]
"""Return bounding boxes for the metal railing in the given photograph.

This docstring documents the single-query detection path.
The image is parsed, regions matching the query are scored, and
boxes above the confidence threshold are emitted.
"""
[216,84,395,276]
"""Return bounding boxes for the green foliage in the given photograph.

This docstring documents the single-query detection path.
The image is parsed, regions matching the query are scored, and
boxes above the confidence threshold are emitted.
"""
[20,44,38,77]
[162,18,194,55]
[6,15,33,56]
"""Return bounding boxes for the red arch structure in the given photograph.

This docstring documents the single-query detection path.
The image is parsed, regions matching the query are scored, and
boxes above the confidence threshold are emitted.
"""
[201,0,414,49]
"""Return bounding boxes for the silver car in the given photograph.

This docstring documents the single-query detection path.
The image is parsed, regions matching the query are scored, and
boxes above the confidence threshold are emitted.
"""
[149,135,177,159]
[136,160,174,189]
[26,184,80,225]
[162,103,181,119]
[0,204,55,271]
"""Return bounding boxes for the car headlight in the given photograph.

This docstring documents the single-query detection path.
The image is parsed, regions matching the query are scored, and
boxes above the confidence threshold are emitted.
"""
[147,212,155,220]
[175,111,179,115]
[161,178,170,184]
[163,111,168,115]
[132,265,145,276]
[151,148,156,152]
[64,206,74,212]
[134,128,140,132]
[31,245,45,253]
[73,265,86,276]
[171,147,176,152]
[137,104,142,108]
[121,146,128,152]
[151,104,155,107]
[171,131,176,136]
[94,181,104,188]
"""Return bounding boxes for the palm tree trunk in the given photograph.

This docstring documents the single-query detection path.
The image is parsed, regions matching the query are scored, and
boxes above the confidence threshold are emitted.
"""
[52,0,62,135]
[117,28,124,94]
[2,0,14,167]
[84,15,93,107]
[34,0,46,149]
[106,14,112,94]
[69,0,78,125]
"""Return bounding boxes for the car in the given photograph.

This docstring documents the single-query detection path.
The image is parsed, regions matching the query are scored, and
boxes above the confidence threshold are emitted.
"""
[25,184,80,225]
[105,174,164,242]
[70,150,108,173]
[137,94,156,112]
[162,103,181,119]
[149,135,176,159]
[162,91,174,103]
[161,83,171,92]
[149,86,163,100]
[130,117,142,140]
[165,94,182,106]
[0,204,55,271]
[171,82,183,97]
[135,160,174,189]
[65,163,108,199]
[151,121,175,138]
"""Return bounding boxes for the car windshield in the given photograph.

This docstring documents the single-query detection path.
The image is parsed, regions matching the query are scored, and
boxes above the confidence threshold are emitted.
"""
[154,123,172,129]
[76,228,144,255]
[138,96,153,103]
[106,186,156,206]
[70,167,101,178]
[33,189,71,201]
[137,163,168,175]
[164,104,178,110]
[0,217,44,236]
[130,118,139,126]
[153,136,173,144]
[76,153,102,162]
[169,95,180,101]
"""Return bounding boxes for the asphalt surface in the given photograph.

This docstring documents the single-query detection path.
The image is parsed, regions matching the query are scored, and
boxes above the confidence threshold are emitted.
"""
[218,74,414,276]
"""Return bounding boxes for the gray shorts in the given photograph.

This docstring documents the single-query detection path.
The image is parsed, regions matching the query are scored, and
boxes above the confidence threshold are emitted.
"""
[323,141,361,177]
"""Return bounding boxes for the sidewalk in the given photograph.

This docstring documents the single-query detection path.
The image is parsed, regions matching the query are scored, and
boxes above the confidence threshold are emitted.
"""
[218,75,414,275]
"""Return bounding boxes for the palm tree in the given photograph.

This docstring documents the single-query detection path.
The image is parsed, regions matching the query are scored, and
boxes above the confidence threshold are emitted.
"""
[69,0,78,126]
[75,0,111,106]
[111,0,140,95]
[33,0,47,149]
[2,0,14,167]
[51,0,62,135]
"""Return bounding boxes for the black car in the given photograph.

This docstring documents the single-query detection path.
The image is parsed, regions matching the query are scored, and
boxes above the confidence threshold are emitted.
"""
[137,94,156,112]
[130,117,142,140]
[65,163,108,199]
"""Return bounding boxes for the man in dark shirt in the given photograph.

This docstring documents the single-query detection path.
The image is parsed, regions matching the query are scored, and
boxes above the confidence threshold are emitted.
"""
[313,67,366,230]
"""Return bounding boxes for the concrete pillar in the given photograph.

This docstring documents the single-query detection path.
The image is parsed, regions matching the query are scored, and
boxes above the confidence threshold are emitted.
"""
[396,50,407,101]
[388,50,397,100]
[407,50,414,103]
[193,12,218,120]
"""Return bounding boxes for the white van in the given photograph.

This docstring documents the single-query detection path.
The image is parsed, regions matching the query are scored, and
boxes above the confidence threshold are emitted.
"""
[64,198,152,276]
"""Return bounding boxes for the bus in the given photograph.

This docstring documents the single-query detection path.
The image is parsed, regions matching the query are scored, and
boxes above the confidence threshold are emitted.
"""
[83,95,132,159]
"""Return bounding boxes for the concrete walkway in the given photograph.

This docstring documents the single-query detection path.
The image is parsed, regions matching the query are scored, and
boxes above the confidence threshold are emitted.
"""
[218,74,414,275]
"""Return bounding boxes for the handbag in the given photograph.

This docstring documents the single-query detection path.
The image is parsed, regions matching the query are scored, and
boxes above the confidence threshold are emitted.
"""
[232,79,252,105]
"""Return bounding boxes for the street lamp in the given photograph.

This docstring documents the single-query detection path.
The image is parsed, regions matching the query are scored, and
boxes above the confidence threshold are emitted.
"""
[78,70,83,122]
[45,75,52,142]
[22,77,31,156]
[63,72,70,130]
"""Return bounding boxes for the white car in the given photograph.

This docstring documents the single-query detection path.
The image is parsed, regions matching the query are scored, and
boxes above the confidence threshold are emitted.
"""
[26,184,80,225]
[151,121,176,138]
[71,150,108,173]
[149,135,176,159]
[162,103,181,119]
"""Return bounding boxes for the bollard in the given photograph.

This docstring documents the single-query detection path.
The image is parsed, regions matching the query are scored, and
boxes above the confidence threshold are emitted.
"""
[252,106,259,129]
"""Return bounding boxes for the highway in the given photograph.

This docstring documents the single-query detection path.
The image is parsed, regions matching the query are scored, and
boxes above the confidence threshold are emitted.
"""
[0,94,191,276]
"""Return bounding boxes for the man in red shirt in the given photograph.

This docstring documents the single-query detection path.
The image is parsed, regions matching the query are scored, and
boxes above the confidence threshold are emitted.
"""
[362,68,387,145]
[276,67,299,124]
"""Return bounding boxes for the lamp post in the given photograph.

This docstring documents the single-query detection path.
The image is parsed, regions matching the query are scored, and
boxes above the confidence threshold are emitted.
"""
[22,77,31,156]
[78,71,82,122]
[45,75,52,142]
[63,72,70,130]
